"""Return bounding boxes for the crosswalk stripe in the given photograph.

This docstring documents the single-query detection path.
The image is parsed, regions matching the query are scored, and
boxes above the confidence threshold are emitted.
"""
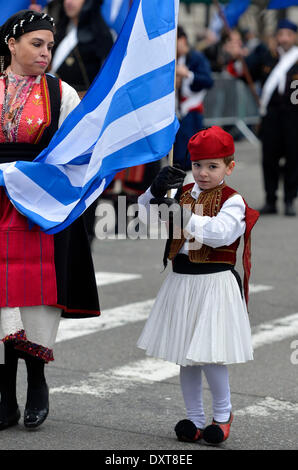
[251,312,298,349]
[95,272,142,287]
[249,284,273,294]
[50,358,179,397]
[56,299,154,343]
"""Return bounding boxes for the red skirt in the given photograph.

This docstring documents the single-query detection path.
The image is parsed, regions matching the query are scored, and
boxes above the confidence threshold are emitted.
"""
[0,188,57,307]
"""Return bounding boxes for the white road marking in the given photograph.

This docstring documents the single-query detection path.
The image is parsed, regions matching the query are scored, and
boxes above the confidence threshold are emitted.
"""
[50,358,179,398]
[95,272,142,287]
[56,299,154,343]
[234,396,298,418]
[249,284,273,294]
[252,313,298,349]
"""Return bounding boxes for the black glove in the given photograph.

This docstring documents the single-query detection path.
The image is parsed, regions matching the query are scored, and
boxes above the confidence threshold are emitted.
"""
[150,197,192,229]
[150,166,186,198]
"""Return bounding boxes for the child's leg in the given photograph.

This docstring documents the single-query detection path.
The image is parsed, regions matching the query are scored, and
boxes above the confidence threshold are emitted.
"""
[202,364,232,422]
[179,365,206,428]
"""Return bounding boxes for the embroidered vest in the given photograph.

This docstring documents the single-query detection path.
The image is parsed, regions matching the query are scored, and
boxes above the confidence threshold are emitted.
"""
[0,74,61,163]
[168,182,259,305]
[168,183,238,263]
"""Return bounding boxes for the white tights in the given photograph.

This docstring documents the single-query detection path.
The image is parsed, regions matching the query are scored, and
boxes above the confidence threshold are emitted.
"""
[180,364,232,429]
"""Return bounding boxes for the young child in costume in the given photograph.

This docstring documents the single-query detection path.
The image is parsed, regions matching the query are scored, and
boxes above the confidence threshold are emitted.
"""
[137,126,259,444]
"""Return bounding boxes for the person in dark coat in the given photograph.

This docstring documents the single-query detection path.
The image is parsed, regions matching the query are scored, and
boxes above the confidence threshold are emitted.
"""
[50,0,113,92]
[174,26,213,171]
[242,20,298,216]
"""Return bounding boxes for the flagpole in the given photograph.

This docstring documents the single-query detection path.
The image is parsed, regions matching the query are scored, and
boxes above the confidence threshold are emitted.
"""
[168,28,177,169]
[212,0,260,106]
[167,23,178,197]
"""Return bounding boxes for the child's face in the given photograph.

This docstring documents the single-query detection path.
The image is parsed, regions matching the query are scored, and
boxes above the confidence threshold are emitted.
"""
[191,158,235,190]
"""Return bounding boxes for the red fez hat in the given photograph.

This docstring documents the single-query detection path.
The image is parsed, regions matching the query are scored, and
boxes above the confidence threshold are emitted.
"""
[188,126,235,161]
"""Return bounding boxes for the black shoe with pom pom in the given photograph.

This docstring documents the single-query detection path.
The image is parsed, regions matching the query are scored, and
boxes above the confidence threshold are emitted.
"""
[175,419,204,442]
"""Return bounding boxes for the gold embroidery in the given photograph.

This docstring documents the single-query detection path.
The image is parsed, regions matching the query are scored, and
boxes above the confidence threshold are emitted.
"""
[25,115,43,136]
[168,183,241,264]
[169,183,227,262]
[32,93,43,106]
[34,75,51,144]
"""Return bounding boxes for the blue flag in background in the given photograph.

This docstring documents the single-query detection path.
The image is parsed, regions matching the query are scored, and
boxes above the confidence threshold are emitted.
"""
[101,0,131,35]
[209,0,251,37]
[0,1,48,25]
[225,0,251,28]
[268,0,298,8]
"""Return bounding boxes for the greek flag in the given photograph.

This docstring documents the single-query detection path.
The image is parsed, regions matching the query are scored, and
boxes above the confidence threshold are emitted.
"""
[0,0,180,234]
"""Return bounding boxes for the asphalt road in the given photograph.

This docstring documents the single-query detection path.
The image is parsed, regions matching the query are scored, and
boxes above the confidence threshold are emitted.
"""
[1,139,298,453]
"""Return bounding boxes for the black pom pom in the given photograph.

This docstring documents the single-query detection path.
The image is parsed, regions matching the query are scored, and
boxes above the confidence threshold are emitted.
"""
[175,419,198,442]
[203,424,224,444]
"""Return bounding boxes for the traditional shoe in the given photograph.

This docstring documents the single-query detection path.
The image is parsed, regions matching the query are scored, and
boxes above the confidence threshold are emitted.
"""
[175,419,204,442]
[203,413,234,444]
[0,407,21,431]
[24,384,49,429]
[24,407,49,429]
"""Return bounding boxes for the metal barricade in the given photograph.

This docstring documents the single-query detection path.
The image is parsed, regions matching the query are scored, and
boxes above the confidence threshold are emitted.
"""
[203,73,260,145]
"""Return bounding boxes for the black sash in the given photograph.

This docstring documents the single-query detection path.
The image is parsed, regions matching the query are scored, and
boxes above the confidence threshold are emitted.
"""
[172,254,243,297]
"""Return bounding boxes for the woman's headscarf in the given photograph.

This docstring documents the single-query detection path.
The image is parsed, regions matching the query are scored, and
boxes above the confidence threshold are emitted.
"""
[0,10,55,57]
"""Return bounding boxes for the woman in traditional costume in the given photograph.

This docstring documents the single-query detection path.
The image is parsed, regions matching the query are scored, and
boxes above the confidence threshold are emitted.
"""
[0,10,100,431]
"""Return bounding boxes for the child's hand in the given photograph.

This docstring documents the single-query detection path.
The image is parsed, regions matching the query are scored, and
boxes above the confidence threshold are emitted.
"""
[150,197,192,228]
[150,166,186,198]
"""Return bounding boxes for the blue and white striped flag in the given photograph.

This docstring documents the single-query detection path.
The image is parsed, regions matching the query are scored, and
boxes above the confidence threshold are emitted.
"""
[0,0,180,234]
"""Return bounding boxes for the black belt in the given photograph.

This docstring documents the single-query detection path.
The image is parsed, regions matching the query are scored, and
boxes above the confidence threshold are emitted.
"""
[0,143,43,163]
[172,254,243,297]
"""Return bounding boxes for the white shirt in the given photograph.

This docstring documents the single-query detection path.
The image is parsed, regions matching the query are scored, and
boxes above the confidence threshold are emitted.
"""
[138,182,246,253]
[59,81,81,127]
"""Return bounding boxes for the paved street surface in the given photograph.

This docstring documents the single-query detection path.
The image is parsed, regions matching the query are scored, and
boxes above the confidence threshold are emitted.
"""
[1,139,298,452]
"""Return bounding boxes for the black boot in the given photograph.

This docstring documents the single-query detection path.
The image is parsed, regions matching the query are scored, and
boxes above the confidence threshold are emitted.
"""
[285,201,296,216]
[0,343,20,430]
[23,354,49,429]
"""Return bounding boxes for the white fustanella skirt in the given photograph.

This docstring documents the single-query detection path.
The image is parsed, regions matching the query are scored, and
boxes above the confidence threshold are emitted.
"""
[137,270,253,366]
